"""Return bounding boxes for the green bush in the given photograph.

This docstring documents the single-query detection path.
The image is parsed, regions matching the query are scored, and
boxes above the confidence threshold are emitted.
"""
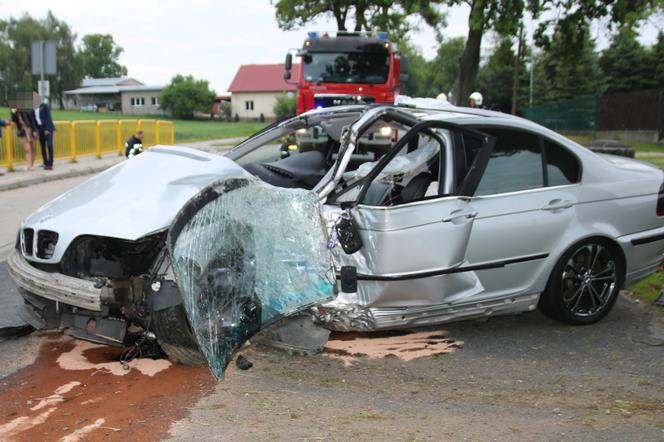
[218,101,232,121]
[274,94,297,119]
[160,74,215,119]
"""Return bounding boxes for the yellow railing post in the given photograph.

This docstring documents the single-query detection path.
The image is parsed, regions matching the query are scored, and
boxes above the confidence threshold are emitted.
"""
[117,121,123,156]
[137,120,141,132]
[95,121,102,159]
[171,124,175,144]
[70,122,77,162]
[5,124,13,172]
[155,121,161,145]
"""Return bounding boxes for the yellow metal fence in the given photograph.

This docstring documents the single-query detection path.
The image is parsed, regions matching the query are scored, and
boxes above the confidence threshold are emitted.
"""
[1,119,175,171]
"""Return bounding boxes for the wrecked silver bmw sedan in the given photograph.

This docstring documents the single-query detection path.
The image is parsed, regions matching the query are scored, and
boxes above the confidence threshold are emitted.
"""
[9,103,664,377]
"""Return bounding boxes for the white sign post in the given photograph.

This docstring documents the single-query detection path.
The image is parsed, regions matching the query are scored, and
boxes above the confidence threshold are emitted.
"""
[38,80,50,100]
[31,41,57,101]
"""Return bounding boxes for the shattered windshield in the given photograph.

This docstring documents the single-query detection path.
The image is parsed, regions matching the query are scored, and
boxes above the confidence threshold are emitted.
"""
[168,176,335,379]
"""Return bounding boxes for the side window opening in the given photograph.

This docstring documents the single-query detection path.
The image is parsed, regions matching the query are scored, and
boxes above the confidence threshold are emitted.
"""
[473,129,544,196]
[543,138,581,186]
[359,131,444,206]
[235,125,338,190]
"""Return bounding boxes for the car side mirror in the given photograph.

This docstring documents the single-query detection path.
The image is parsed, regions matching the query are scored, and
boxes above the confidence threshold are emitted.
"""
[284,53,293,80]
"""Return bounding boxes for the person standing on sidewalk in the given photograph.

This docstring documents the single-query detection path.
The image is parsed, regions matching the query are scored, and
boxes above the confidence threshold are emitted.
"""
[10,108,38,171]
[35,96,55,170]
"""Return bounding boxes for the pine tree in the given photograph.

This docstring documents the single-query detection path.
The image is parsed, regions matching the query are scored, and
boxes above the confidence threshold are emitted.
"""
[600,27,652,93]
[532,25,604,103]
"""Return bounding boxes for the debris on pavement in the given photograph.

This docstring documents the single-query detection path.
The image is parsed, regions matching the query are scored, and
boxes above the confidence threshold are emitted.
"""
[324,330,463,366]
[235,355,253,370]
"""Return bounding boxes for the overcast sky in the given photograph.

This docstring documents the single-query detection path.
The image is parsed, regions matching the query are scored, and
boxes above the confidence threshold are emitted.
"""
[0,0,661,94]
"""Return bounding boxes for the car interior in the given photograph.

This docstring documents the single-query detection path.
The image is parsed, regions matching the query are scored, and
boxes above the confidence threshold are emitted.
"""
[236,116,446,207]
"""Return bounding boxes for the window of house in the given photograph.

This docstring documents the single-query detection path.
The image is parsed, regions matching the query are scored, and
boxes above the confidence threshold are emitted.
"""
[544,138,581,186]
[474,129,544,196]
[131,97,145,107]
[130,97,135,106]
[151,96,159,106]
[245,100,254,111]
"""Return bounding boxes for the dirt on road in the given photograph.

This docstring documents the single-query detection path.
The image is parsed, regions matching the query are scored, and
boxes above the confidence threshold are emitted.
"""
[0,333,214,441]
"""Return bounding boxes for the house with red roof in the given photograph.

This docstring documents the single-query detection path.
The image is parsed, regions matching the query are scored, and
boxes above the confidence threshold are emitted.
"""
[228,63,299,120]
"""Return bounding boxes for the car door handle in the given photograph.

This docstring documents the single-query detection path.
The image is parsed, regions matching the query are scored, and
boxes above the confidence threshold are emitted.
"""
[442,209,478,223]
[541,199,573,211]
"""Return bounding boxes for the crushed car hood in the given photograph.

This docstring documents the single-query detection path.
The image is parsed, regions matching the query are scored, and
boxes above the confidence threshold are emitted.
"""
[24,146,248,263]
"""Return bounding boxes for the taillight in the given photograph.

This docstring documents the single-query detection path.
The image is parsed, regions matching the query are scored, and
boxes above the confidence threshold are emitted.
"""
[657,182,664,216]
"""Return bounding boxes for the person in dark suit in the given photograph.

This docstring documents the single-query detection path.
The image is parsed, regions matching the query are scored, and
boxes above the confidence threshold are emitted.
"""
[35,97,55,170]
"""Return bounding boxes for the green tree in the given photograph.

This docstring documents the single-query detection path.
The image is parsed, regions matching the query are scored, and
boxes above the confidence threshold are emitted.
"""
[273,94,297,119]
[653,32,664,88]
[476,37,524,112]
[427,37,465,99]
[274,1,446,45]
[454,0,663,106]
[600,28,653,93]
[531,24,603,103]
[79,34,128,78]
[160,74,215,119]
[218,101,232,121]
[0,11,82,109]
[399,43,431,97]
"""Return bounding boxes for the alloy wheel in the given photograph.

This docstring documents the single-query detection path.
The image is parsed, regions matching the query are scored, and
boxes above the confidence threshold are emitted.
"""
[560,244,617,317]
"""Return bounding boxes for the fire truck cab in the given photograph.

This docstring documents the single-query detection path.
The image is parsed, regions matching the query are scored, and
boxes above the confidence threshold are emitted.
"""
[284,31,408,115]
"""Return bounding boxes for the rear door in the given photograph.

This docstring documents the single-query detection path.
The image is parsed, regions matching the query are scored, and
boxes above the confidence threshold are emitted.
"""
[460,127,582,300]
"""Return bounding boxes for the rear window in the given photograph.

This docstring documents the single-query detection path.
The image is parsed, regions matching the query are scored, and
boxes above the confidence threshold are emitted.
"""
[474,129,544,196]
[544,139,580,186]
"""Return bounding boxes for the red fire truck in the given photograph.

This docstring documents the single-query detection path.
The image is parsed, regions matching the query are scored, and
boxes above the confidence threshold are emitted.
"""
[284,31,408,114]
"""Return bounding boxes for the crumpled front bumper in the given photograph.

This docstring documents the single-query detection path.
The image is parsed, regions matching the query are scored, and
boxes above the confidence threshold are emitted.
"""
[7,249,103,311]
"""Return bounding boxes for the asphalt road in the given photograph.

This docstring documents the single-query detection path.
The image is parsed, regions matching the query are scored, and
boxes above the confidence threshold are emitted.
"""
[0,175,89,260]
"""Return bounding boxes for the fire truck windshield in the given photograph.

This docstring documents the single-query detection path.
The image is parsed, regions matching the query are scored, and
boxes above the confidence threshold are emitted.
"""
[303,52,390,84]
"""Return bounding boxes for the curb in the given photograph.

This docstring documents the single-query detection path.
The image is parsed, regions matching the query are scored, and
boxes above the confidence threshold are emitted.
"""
[0,163,118,192]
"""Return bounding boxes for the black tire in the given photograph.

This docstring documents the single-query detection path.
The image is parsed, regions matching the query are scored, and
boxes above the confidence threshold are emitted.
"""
[539,238,625,325]
[151,305,206,365]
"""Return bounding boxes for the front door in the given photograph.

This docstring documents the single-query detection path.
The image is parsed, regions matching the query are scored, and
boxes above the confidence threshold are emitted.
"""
[328,120,494,309]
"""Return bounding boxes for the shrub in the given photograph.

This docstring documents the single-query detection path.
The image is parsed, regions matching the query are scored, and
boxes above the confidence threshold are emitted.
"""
[160,74,215,119]
[273,94,297,119]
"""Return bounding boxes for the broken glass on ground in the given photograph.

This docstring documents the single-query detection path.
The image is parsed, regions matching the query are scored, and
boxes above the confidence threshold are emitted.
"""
[168,176,335,379]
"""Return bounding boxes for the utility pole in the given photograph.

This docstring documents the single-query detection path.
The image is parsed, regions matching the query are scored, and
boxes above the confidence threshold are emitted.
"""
[511,23,524,115]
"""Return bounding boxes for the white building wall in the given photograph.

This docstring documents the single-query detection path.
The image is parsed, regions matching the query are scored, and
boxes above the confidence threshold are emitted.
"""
[231,91,289,120]
[120,91,168,115]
